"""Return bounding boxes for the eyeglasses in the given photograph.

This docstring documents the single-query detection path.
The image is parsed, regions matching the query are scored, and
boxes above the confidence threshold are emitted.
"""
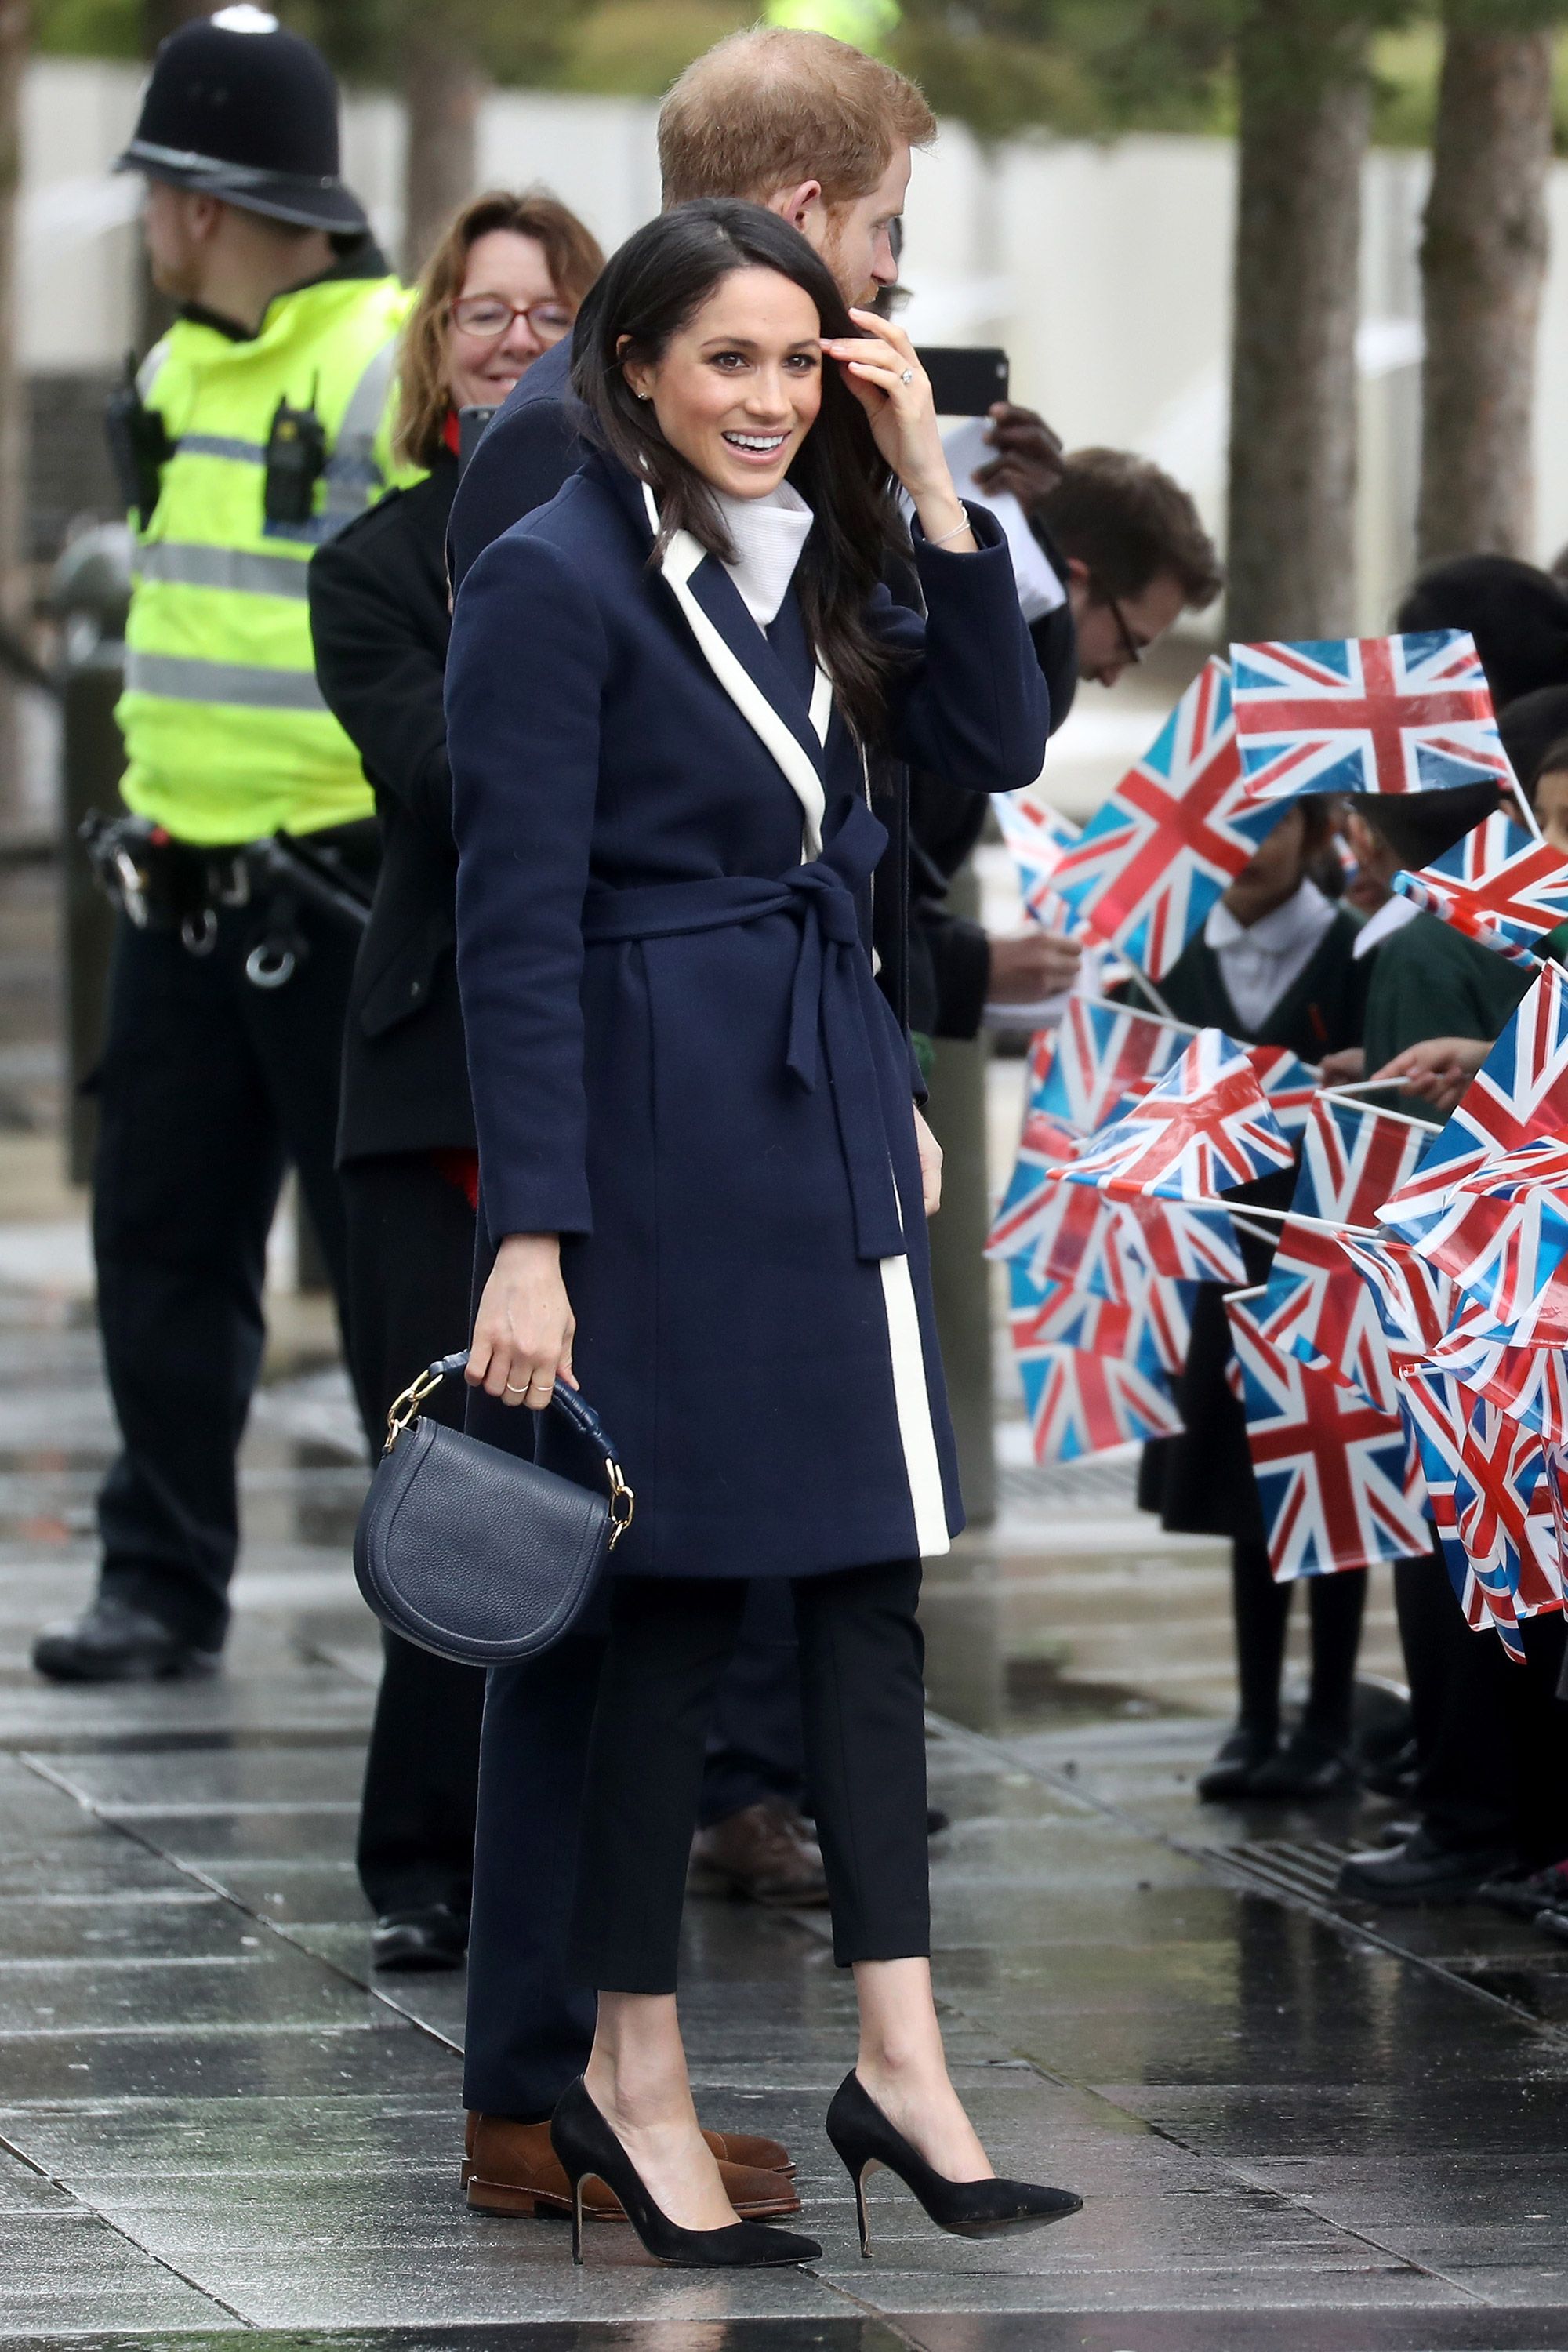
[1103,590,1147,667]
[448,295,575,347]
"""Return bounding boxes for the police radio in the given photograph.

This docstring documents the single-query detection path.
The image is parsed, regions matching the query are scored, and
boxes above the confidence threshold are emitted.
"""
[263,387,328,524]
[104,353,175,532]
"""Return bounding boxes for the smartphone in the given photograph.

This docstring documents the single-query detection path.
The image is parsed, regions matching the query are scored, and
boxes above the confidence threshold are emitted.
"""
[457,404,500,474]
[916,347,1009,417]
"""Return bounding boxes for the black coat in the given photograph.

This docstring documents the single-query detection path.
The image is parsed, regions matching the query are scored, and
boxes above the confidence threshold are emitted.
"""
[307,452,476,1161]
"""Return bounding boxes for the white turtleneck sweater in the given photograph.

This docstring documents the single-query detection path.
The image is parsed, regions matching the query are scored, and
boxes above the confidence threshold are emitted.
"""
[712,481,814,630]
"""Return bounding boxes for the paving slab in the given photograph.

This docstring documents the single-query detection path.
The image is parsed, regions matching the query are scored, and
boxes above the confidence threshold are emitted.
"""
[2,1257,1568,2341]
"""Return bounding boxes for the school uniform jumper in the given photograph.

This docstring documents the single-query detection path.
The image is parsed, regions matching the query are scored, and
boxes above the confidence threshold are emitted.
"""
[448,448,1047,1994]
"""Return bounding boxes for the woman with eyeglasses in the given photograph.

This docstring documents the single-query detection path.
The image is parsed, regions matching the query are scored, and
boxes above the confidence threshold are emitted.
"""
[307,188,602,1976]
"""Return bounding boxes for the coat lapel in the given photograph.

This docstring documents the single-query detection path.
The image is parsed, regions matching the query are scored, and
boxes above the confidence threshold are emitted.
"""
[641,482,834,858]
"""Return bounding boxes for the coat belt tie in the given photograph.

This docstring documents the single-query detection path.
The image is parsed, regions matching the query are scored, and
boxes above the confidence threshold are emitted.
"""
[580,800,906,1261]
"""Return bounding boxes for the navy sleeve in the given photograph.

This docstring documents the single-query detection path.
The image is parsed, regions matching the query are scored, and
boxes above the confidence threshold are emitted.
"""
[447,528,608,1239]
[448,397,586,591]
[869,505,1051,792]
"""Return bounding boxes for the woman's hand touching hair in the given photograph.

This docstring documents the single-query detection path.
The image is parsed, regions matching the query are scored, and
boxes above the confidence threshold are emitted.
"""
[822,312,977,557]
[466,1232,578,1409]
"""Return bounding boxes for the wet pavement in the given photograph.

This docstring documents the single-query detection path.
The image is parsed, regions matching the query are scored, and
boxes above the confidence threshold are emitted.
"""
[2,1266,1568,2351]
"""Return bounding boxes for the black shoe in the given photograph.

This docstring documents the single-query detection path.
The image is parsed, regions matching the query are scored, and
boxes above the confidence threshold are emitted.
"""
[1196,1726,1277,1802]
[1535,1907,1568,1944]
[31,1595,220,1684]
[824,2070,1081,2260]
[1247,1726,1358,1802]
[1337,1826,1518,1907]
[1476,1859,1568,1919]
[372,1903,469,1973]
[549,2078,821,2269]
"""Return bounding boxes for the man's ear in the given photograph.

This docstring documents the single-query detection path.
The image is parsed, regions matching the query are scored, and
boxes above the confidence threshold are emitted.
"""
[768,180,825,238]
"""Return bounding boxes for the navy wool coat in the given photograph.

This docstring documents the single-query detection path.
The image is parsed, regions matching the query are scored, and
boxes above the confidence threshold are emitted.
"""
[446,448,1049,1579]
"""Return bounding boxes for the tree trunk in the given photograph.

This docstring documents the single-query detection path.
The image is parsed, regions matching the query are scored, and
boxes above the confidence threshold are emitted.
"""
[401,29,484,279]
[1225,2,1371,641]
[0,0,27,835]
[1417,14,1553,566]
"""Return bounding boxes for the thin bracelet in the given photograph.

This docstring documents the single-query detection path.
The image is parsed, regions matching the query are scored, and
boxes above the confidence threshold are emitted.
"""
[927,517,973,548]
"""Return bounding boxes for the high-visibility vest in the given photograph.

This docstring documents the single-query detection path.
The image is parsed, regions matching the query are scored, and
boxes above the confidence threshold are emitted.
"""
[118,261,418,845]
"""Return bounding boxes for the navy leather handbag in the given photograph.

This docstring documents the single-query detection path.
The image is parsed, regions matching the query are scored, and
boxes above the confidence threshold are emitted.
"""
[353,1351,634,1667]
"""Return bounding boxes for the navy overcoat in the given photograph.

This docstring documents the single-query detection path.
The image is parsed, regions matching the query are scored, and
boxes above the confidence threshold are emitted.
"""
[446,448,1049,1579]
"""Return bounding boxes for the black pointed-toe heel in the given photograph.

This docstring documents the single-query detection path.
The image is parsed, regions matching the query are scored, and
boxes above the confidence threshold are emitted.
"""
[825,2070,1082,2259]
[549,2078,821,2270]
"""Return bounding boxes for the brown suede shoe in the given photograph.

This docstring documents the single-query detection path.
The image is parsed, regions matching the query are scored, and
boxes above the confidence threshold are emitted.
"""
[687,1799,829,1907]
[461,2108,793,2187]
[464,2116,801,2220]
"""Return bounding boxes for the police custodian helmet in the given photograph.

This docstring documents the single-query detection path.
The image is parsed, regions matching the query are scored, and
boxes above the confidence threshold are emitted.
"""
[114,6,369,237]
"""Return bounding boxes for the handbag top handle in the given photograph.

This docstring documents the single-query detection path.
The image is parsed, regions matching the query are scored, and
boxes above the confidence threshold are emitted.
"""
[383,1351,634,1550]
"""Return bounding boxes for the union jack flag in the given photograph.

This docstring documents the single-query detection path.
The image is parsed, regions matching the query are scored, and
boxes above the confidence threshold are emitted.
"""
[1225,1288,1431,1579]
[1294,1093,1431,1228]
[1407,1139,1568,1345]
[1254,1218,1402,1415]
[985,1034,1081,1264]
[1035,995,1190,1134]
[1048,659,1279,978]
[1061,1029,1294,1203]
[1456,1392,1563,1625]
[1247,1044,1319,1141]
[1006,1259,1134,1358]
[1112,1194,1247,1285]
[1378,964,1568,1243]
[1014,1338,1184,1464]
[1338,1229,1454,1359]
[1137,1273,1200,1379]
[1400,1367,1526,1655]
[1029,1179,1149,1304]
[1394,833,1568,962]
[992,793,1094,938]
[1231,630,1510,804]
[1427,1303,1568,1448]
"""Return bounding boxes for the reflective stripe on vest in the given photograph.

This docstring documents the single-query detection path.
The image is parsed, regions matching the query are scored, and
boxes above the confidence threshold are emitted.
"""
[132,543,310,598]
[124,649,328,711]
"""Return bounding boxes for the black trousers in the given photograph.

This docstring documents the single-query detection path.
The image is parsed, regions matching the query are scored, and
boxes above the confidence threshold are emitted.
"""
[1395,1541,1568,1865]
[93,895,361,1648]
[342,1155,486,1919]
[569,1560,931,1994]
[1230,1537,1367,1741]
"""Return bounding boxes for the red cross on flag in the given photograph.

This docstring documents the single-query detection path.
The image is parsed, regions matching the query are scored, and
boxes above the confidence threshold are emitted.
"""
[1231,630,1509,803]
[1058,1029,1295,1203]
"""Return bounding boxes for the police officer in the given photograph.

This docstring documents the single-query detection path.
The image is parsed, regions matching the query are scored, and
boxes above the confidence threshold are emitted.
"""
[34,10,412,1682]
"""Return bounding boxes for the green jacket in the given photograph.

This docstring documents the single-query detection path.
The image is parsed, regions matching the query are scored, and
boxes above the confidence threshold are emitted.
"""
[1360,909,1534,1075]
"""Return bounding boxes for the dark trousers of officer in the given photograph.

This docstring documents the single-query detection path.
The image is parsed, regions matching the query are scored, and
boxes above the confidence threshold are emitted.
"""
[342,1154,486,1920]
[93,891,362,1648]
[1395,1541,1568,1867]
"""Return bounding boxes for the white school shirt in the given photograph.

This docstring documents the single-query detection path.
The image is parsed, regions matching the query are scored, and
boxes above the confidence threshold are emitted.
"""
[1203,878,1338,1031]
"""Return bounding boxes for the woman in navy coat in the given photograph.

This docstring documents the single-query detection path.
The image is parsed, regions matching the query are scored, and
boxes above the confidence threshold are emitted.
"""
[446,201,1078,2267]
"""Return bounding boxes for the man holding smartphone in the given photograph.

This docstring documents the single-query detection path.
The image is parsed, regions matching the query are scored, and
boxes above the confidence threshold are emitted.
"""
[909,446,1224,1045]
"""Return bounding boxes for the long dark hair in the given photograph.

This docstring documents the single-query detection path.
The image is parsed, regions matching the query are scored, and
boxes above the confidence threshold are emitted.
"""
[571,198,909,738]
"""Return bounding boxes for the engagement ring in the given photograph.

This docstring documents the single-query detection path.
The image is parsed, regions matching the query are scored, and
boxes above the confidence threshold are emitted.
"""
[899,368,914,384]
